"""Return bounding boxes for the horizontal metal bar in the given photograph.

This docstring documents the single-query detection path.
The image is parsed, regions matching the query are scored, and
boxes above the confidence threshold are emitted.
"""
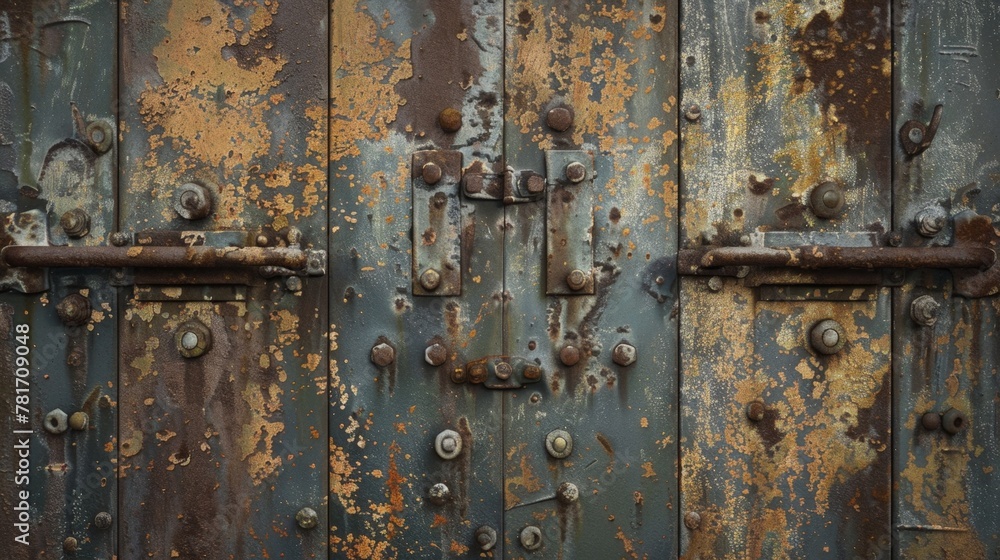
[688,246,995,271]
[2,245,310,271]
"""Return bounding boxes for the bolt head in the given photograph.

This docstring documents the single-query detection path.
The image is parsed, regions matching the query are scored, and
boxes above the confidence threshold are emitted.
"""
[420,268,442,291]
[44,408,69,434]
[810,319,846,355]
[495,361,513,380]
[425,343,447,366]
[57,294,91,327]
[422,162,443,185]
[174,182,212,220]
[181,332,199,350]
[69,411,89,431]
[565,161,587,183]
[526,175,546,194]
[475,526,497,551]
[94,511,113,529]
[612,343,637,367]
[684,511,702,531]
[438,108,463,133]
[546,107,574,132]
[746,401,766,422]
[910,295,941,327]
[176,321,211,358]
[566,269,589,291]
[915,206,948,238]
[522,364,542,380]
[85,120,113,153]
[371,342,395,367]
[467,363,488,383]
[809,181,844,219]
[519,526,543,551]
[435,429,462,460]
[821,328,840,348]
[557,482,579,505]
[60,208,90,238]
[295,507,319,530]
[428,482,452,505]
[545,429,573,459]
[920,411,941,431]
[559,345,581,366]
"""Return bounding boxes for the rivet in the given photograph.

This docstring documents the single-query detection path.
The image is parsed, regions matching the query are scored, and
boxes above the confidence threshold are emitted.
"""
[915,206,948,238]
[176,321,211,359]
[371,342,395,367]
[546,107,573,132]
[425,343,447,366]
[910,295,940,327]
[809,181,844,219]
[556,482,579,505]
[420,268,441,291]
[285,276,303,293]
[545,429,573,459]
[44,409,69,434]
[612,343,637,367]
[564,161,587,183]
[519,525,543,551]
[110,231,130,246]
[63,536,78,552]
[60,208,91,239]
[920,411,941,431]
[746,401,766,422]
[69,411,89,431]
[809,319,846,355]
[66,348,85,367]
[295,507,318,530]
[907,127,923,144]
[565,269,588,291]
[428,482,452,505]
[422,162,443,185]
[435,429,462,460]
[707,276,723,292]
[941,408,968,435]
[57,294,91,327]
[522,364,542,380]
[495,361,513,380]
[85,120,113,154]
[684,104,702,122]
[467,362,488,383]
[475,525,497,551]
[174,182,212,220]
[559,345,581,366]
[438,108,462,133]
[94,511,113,529]
[256,234,270,246]
[684,511,702,530]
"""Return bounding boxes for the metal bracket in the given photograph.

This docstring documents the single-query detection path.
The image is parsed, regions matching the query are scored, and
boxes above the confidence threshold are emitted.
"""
[546,150,595,295]
[462,168,546,204]
[457,356,543,389]
[412,150,462,296]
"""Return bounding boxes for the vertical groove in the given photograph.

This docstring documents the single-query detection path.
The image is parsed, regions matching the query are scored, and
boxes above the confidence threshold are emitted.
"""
[115,0,122,555]
[889,0,897,556]
[675,0,684,554]
[499,0,508,551]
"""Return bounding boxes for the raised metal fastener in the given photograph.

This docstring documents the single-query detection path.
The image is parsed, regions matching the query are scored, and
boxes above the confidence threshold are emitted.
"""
[920,412,941,431]
[420,268,441,291]
[63,536,78,552]
[684,104,702,122]
[475,525,497,551]
[66,348,84,367]
[176,321,212,359]
[94,511,113,530]
[519,525,543,551]
[523,364,542,380]
[526,175,546,194]
[44,409,69,434]
[612,343,637,367]
[467,362,488,383]
[425,343,447,366]
[296,507,318,529]
[746,401,766,422]
[810,319,846,355]
[707,276,723,292]
[557,482,579,505]
[810,181,844,219]
[565,269,589,291]
[422,162,442,185]
[285,276,303,293]
[545,429,573,459]
[174,182,212,220]
[60,209,91,239]
[910,295,941,327]
[69,411,89,431]
[57,294,91,327]
[559,345,581,366]
[428,482,451,505]
[900,104,943,156]
[941,408,968,435]
[495,361,513,380]
[256,234,270,246]
[435,429,463,460]
[886,231,903,247]
[915,205,948,238]
[110,231,130,246]
[371,342,395,367]
[438,108,462,133]
[684,511,702,530]
[565,161,587,183]
[85,120,113,154]
[546,107,573,132]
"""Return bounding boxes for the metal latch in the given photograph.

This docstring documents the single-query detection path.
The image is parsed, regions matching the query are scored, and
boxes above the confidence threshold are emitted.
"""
[678,211,999,298]
[453,356,543,389]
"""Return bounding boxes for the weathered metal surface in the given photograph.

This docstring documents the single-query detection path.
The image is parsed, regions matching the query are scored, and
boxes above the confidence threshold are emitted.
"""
[0,1,118,558]
[502,1,679,557]
[893,1,1000,557]
[680,0,893,556]
[119,1,328,556]
[330,0,507,556]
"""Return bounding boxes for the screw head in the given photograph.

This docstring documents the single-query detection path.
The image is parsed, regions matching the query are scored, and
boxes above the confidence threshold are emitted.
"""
[428,482,452,505]
[941,408,968,435]
[63,536,79,552]
[556,482,580,505]
[495,361,513,380]
[435,429,463,460]
[371,342,395,367]
[69,411,89,431]
[475,525,497,551]
[94,511,113,529]
[921,411,941,431]
[420,268,441,291]
[545,429,573,459]
[174,182,212,220]
[44,408,69,434]
[684,511,702,530]
[566,269,589,291]
[57,294,91,327]
[910,295,941,327]
[546,107,574,132]
[519,525,543,551]
[438,107,463,133]
[176,321,211,359]
[915,205,948,238]
[422,162,443,185]
[612,343,637,367]
[684,104,702,122]
[559,345,581,366]
[746,401,766,422]
[60,208,91,239]
[810,181,844,219]
[425,343,447,366]
[564,161,587,183]
[296,507,319,529]
[810,319,846,355]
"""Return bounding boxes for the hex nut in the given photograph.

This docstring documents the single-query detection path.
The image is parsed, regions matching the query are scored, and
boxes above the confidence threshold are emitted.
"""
[941,408,968,435]
[428,482,451,505]
[422,162,443,185]
[566,269,589,291]
[810,319,846,355]
[57,294,92,327]
[519,525,543,551]
[920,412,941,431]
[296,507,318,530]
[44,409,69,434]
[176,321,212,359]
[475,525,497,551]
[371,342,395,367]
[434,429,463,460]
[545,429,573,459]
[546,107,574,132]
[910,295,941,327]
[556,482,579,505]
[425,343,447,367]
[174,182,212,220]
[746,401,766,422]
[438,108,462,133]
[69,411,89,431]
[564,161,587,183]
[612,343,637,367]
[915,205,948,238]
[684,511,702,531]
[420,268,441,291]
[559,345,581,367]
[60,208,91,239]
[809,181,844,219]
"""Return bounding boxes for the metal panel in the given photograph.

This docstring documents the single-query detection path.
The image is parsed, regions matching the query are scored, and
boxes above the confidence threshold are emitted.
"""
[118,1,328,556]
[893,1,1000,557]
[330,0,507,556]
[502,1,679,557]
[0,1,118,557]
[679,0,893,556]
